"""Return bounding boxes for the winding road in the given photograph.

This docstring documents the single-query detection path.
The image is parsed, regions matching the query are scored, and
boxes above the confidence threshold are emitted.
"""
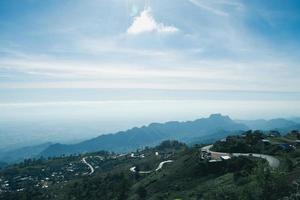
[82,157,95,175]
[130,160,174,174]
[233,153,280,168]
[201,145,280,168]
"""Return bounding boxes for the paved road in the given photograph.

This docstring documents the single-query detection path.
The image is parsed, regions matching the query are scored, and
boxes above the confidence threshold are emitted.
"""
[82,157,95,175]
[155,160,173,171]
[130,166,152,174]
[233,153,280,168]
[201,145,280,168]
[130,160,174,174]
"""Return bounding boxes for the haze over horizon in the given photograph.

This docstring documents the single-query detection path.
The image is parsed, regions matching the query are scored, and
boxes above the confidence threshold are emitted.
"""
[1,0,300,148]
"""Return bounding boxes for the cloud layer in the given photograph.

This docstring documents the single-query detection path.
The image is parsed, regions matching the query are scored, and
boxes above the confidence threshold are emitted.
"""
[127,7,178,34]
[0,0,299,93]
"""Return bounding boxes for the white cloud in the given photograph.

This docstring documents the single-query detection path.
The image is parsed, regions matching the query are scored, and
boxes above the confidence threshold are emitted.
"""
[1,55,300,92]
[127,7,178,35]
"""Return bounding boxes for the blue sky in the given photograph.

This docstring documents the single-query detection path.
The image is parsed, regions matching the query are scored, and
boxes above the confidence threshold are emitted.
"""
[0,0,300,120]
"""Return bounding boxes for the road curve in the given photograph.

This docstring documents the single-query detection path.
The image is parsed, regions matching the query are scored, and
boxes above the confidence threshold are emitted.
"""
[130,166,152,174]
[233,153,280,168]
[155,160,173,171]
[82,157,95,175]
[130,160,174,174]
[201,145,280,168]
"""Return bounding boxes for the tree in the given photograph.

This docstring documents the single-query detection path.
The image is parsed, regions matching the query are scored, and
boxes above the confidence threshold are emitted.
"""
[136,186,147,199]
[284,155,294,172]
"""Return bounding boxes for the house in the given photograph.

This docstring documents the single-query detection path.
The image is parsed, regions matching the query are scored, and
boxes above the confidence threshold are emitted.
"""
[278,144,295,151]
[200,151,211,160]
[269,131,281,137]
[220,155,231,160]
[261,139,271,144]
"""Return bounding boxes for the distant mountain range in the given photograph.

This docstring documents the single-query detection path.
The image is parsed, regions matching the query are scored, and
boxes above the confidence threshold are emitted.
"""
[290,117,300,124]
[1,114,299,163]
[236,118,298,131]
[0,142,52,163]
[40,114,248,157]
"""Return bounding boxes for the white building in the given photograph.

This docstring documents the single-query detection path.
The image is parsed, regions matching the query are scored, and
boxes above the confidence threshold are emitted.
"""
[220,155,231,160]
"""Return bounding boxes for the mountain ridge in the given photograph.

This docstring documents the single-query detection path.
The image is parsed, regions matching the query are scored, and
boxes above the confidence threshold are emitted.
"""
[41,114,248,157]
[236,118,297,130]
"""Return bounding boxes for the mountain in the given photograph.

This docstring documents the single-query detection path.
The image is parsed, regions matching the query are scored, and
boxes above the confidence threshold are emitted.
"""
[290,117,300,124]
[278,123,300,133]
[0,142,52,164]
[236,118,298,130]
[185,129,245,146]
[41,114,248,157]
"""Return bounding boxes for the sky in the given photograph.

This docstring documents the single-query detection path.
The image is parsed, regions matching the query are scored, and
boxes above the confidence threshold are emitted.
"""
[0,0,300,141]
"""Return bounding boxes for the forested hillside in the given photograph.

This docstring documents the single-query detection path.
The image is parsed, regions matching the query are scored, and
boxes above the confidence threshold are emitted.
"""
[1,131,300,200]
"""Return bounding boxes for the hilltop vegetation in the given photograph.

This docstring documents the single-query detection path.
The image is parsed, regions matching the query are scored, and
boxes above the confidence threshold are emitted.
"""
[212,130,300,155]
[1,131,300,200]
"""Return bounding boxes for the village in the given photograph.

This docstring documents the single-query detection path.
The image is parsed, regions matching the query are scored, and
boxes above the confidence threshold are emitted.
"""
[1,132,300,196]
[0,143,178,194]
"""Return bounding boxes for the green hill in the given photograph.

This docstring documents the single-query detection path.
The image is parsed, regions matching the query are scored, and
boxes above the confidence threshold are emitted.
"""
[1,131,300,200]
